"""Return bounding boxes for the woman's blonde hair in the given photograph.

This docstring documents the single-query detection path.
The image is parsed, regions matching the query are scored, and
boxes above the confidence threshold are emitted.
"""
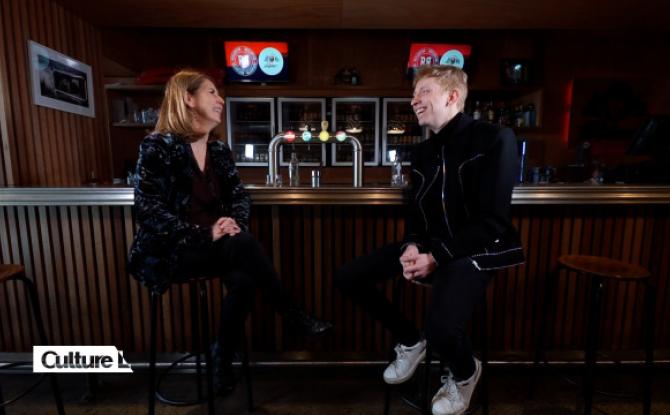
[154,69,215,140]
[413,65,468,111]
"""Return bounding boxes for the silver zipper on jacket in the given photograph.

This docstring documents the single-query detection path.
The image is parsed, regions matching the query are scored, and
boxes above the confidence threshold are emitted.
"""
[457,153,485,218]
[419,166,440,232]
[413,168,426,203]
[441,147,453,238]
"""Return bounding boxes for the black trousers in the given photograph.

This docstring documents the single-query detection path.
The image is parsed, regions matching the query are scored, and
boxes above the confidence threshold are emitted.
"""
[176,232,291,362]
[334,242,493,381]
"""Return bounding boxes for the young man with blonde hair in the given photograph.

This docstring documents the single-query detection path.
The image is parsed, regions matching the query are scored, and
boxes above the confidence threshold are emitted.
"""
[335,65,524,415]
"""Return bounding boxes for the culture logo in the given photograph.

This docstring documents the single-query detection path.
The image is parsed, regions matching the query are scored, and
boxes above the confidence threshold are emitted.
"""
[33,346,133,373]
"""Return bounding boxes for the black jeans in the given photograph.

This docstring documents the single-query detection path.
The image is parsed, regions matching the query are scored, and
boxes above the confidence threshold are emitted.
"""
[175,232,291,362]
[334,242,493,381]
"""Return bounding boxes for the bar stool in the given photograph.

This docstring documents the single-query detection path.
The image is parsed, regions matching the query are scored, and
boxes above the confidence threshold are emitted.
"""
[147,276,253,415]
[384,278,489,415]
[0,264,65,415]
[531,255,655,415]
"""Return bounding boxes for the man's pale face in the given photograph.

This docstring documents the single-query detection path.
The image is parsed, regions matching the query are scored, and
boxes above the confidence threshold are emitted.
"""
[411,77,453,133]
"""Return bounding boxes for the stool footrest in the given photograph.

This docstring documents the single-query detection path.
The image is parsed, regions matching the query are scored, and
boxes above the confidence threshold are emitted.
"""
[0,362,47,408]
[155,353,209,407]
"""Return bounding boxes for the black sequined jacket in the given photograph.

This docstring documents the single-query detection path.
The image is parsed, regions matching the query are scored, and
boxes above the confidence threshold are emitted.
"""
[127,132,250,293]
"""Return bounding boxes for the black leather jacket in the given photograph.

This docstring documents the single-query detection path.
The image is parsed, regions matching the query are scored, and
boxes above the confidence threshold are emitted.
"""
[127,132,250,293]
[404,113,525,271]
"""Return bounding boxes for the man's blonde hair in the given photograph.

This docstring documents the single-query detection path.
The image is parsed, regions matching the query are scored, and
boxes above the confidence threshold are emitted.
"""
[154,69,216,140]
[413,65,468,111]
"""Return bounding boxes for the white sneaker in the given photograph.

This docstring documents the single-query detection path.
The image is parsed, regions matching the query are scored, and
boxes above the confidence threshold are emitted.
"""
[383,339,426,384]
[431,357,482,415]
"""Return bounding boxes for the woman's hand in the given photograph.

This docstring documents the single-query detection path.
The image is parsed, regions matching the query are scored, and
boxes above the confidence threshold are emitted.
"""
[211,217,241,241]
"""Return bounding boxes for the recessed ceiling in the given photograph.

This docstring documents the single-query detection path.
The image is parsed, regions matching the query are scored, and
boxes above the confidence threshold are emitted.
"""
[56,0,670,30]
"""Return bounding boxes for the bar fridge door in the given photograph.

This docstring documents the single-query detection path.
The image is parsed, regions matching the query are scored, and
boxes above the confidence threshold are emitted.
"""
[331,97,379,166]
[381,98,427,166]
[226,97,275,166]
[277,97,327,167]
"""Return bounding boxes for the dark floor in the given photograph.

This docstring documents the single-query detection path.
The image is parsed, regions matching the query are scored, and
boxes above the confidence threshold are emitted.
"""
[1,363,668,414]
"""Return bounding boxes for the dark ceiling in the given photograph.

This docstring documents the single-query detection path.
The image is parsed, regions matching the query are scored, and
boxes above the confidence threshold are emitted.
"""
[56,0,670,30]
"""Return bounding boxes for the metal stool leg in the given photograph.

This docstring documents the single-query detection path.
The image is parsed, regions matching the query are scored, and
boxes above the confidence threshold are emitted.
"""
[643,281,655,415]
[189,282,204,401]
[199,281,215,415]
[384,384,392,415]
[422,288,432,415]
[242,328,254,412]
[0,383,6,415]
[148,290,159,415]
[480,294,489,415]
[19,275,65,415]
[422,343,432,415]
[583,277,603,415]
[530,267,559,399]
[384,277,405,415]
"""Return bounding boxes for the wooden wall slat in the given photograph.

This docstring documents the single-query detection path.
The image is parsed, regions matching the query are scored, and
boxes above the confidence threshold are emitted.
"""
[0,1,10,186]
[0,0,111,186]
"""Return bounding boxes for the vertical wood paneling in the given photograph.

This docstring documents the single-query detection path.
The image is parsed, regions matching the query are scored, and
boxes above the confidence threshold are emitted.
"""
[0,203,669,360]
[0,0,111,186]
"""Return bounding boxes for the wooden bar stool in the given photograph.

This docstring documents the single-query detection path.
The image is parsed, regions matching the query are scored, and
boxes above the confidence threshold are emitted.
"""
[0,264,66,415]
[531,255,655,415]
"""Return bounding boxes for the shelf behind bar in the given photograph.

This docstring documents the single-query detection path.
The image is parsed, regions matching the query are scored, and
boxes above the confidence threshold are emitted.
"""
[2,185,670,206]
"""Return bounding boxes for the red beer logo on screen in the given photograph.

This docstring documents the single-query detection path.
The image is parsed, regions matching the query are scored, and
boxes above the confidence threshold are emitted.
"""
[225,41,289,79]
[230,46,259,76]
[408,44,472,69]
[411,47,439,67]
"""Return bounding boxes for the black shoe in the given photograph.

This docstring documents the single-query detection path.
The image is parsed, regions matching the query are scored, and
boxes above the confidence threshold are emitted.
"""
[283,308,333,337]
[210,342,237,397]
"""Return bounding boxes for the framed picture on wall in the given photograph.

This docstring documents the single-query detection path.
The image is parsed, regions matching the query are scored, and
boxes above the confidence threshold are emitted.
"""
[28,40,95,118]
[500,59,532,86]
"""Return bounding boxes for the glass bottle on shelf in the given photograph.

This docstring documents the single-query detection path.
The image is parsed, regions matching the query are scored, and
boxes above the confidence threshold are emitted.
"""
[391,151,403,186]
[473,101,482,120]
[498,104,509,127]
[527,103,536,127]
[515,105,525,128]
[289,152,300,187]
[486,101,496,123]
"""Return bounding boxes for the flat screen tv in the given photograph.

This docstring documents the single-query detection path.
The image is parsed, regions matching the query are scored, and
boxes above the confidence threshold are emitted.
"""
[407,43,472,76]
[224,41,289,83]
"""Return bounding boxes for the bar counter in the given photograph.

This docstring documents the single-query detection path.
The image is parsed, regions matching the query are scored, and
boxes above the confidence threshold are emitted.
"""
[1,184,669,362]
[2,183,670,205]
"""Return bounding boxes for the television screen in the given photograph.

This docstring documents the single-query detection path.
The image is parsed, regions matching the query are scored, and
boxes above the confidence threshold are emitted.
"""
[224,41,289,83]
[407,43,472,74]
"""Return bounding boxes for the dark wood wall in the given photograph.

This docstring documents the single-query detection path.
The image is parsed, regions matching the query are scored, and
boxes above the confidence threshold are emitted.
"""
[1,202,669,360]
[2,4,670,186]
[101,28,670,182]
[0,0,112,186]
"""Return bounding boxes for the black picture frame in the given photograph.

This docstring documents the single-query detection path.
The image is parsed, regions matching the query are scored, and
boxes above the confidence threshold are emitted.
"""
[500,59,532,86]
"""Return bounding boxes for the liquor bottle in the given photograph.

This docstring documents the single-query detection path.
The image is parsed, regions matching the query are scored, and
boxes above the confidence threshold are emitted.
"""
[391,152,403,186]
[498,104,509,127]
[289,152,300,186]
[486,101,496,123]
[515,105,525,128]
[473,101,482,120]
[527,103,537,127]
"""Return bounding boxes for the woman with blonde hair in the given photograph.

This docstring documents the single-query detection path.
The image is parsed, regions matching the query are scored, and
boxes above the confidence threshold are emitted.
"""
[128,69,331,394]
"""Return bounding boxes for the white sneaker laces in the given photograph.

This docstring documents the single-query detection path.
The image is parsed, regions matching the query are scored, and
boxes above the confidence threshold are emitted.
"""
[391,344,406,370]
[439,374,460,401]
